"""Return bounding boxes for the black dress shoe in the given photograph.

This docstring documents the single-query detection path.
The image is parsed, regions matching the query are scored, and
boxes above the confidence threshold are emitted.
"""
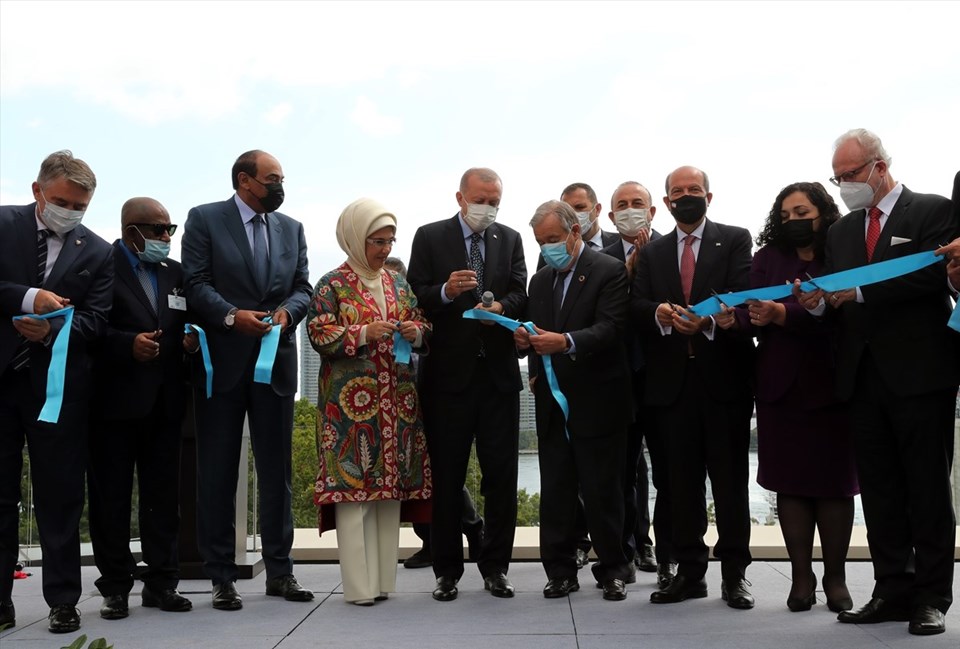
[265,574,314,602]
[0,600,15,629]
[575,548,590,569]
[403,547,433,569]
[721,578,755,609]
[636,545,657,573]
[212,581,243,611]
[650,575,707,604]
[543,577,580,598]
[594,561,636,588]
[656,563,678,591]
[48,604,81,633]
[99,594,129,620]
[909,605,946,636]
[837,597,910,624]
[142,585,193,612]
[432,576,459,602]
[483,573,515,598]
[601,578,627,601]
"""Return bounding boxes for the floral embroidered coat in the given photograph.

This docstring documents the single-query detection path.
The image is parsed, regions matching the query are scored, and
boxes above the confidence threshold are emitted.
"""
[307,263,432,531]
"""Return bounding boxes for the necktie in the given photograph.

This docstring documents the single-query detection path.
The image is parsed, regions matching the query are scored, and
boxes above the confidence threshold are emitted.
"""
[680,234,696,304]
[253,214,269,292]
[587,240,598,250]
[469,232,484,296]
[11,230,50,370]
[627,244,636,257]
[865,207,882,261]
[136,262,158,312]
[553,270,570,319]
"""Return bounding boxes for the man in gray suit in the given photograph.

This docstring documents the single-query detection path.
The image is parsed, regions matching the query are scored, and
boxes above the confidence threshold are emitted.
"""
[181,150,313,610]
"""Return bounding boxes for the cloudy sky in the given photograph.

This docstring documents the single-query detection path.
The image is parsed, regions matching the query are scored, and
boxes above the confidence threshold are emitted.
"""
[2,0,958,281]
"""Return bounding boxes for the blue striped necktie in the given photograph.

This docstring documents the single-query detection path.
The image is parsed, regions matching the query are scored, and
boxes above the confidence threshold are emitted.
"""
[11,229,50,370]
[136,262,158,312]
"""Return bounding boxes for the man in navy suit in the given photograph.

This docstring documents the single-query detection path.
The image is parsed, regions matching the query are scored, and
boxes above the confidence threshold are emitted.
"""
[88,198,194,621]
[407,167,528,602]
[181,150,313,610]
[0,150,113,633]
[799,131,958,635]
[516,200,633,601]
[631,166,756,609]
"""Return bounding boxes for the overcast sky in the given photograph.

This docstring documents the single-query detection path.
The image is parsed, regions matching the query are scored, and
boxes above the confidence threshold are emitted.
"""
[2,0,958,282]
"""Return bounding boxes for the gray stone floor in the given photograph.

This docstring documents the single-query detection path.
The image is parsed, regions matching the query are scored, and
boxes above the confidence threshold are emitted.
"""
[2,561,958,648]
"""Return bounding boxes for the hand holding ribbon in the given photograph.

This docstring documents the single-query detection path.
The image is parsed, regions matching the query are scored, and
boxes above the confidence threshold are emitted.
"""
[12,306,74,423]
[185,323,213,398]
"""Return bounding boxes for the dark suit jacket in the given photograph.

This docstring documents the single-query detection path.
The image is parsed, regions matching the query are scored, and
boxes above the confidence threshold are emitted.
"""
[180,197,312,396]
[408,215,527,394]
[91,241,189,420]
[527,246,633,438]
[631,220,755,407]
[537,229,619,270]
[600,230,662,263]
[824,186,959,399]
[0,204,113,402]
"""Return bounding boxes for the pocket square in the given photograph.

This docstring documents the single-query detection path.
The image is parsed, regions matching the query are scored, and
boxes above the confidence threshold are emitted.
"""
[890,236,911,246]
[77,269,91,277]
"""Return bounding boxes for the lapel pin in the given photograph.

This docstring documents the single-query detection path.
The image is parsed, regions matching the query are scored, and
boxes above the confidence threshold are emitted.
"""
[75,239,82,246]
[160,261,168,267]
[715,242,722,247]
[493,233,498,239]
[578,275,586,282]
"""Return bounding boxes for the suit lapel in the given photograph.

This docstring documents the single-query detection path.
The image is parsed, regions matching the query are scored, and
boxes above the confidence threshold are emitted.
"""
[156,260,177,324]
[874,187,912,261]
[16,208,38,283]
[267,212,284,293]
[558,245,592,329]
[690,220,720,301]
[660,230,684,303]
[45,226,85,289]
[222,199,258,284]
[113,243,156,316]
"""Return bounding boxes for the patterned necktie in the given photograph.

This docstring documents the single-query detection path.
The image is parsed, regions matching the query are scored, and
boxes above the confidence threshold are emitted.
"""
[469,232,484,296]
[136,262,158,312]
[865,207,882,261]
[627,244,636,257]
[680,234,696,304]
[11,230,50,370]
[553,270,570,318]
[587,240,599,250]
[253,213,269,292]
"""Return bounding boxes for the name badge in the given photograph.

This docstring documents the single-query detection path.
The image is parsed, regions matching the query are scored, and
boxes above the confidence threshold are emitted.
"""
[168,295,187,311]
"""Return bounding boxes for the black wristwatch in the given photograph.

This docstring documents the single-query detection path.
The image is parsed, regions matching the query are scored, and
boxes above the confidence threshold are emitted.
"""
[224,307,238,329]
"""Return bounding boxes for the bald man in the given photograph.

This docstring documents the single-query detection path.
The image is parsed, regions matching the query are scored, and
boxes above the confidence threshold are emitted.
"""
[88,198,195,620]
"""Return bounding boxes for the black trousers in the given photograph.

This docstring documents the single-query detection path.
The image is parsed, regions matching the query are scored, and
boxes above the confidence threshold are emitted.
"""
[423,360,518,580]
[0,366,87,607]
[194,368,294,584]
[413,487,482,552]
[657,358,753,581]
[539,402,629,583]
[851,351,956,613]
[88,395,184,596]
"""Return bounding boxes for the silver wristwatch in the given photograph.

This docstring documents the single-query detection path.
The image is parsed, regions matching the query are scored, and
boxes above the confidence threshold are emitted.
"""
[224,307,238,329]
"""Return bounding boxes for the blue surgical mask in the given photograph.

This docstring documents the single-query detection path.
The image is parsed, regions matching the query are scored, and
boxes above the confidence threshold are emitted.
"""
[39,189,85,235]
[540,238,573,270]
[127,225,170,263]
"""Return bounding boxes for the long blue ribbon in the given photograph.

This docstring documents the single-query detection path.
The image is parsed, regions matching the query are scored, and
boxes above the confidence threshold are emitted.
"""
[689,250,947,317]
[184,323,213,398]
[463,309,570,440]
[12,306,74,423]
[254,315,282,385]
[950,301,960,333]
[393,330,412,364]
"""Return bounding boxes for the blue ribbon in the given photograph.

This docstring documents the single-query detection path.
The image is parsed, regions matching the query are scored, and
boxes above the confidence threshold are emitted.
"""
[393,330,412,364]
[254,315,281,385]
[184,323,213,398]
[689,250,946,317]
[950,301,960,333]
[463,309,571,440]
[12,306,74,423]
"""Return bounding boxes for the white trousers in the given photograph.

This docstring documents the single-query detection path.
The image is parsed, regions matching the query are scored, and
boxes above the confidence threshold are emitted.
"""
[334,500,401,603]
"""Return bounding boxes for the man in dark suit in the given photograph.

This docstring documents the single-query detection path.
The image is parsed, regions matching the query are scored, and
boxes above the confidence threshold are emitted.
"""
[600,181,664,582]
[407,167,528,601]
[631,165,756,609]
[797,130,958,635]
[181,150,313,610]
[516,200,633,601]
[88,198,194,621]
[0,150,113,633]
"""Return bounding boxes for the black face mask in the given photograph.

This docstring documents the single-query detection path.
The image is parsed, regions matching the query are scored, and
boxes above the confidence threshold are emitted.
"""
[669,194,708,225]
[250,176,285,213]
[782,218,817,248]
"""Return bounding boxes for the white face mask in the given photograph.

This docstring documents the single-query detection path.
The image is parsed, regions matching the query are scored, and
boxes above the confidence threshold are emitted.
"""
[39,190,85,235]
[576,210,595,233]
[462,203,498,232]
[613,208,650,237]
[838,161,879,212]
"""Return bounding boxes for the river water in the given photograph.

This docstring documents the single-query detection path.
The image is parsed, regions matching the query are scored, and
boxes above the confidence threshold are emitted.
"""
[517,451,865,525]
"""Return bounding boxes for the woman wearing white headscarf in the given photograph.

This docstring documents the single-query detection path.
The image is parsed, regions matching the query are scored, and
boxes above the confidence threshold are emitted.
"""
[307,198,432,605]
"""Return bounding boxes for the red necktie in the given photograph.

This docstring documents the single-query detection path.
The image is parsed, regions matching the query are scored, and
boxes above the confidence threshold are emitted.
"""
[865,207,882,261]
[680,235,696,304]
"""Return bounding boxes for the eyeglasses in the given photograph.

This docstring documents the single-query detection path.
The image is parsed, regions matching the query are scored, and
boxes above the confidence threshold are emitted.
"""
[366,237,397,248]
[829,160,876,187]
[132,223,178,236]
